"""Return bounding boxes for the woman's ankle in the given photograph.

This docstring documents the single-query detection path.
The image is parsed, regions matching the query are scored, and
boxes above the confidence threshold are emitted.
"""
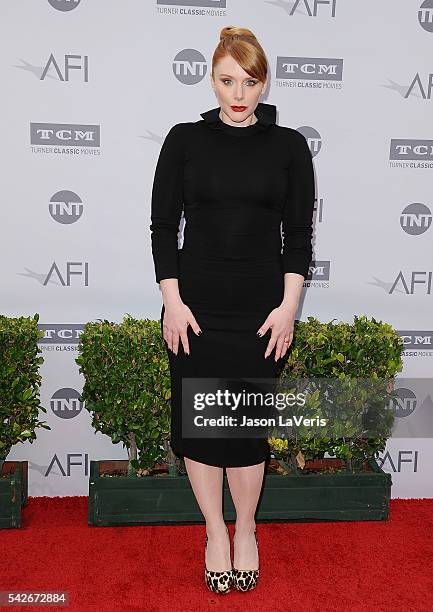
[234,520,256,535]
[206,520,228,537]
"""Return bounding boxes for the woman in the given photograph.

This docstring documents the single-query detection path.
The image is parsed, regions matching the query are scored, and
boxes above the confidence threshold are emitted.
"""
[150,26,315,594]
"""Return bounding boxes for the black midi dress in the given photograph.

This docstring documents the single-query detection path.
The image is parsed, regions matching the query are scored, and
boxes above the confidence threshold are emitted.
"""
[150,102,315,467]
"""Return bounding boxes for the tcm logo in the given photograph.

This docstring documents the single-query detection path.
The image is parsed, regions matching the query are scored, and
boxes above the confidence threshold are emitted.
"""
[49,191,84,224]
[50,388,84,419]
[276,57,343,81]
[38,324,85,345]
[389,139,433,161]
[307,260,330,281]
[45,453,89,476]
[270,0,337,17]
[48,0,81,11]
[39,53,89,82]
[173,49,207,84]
[296,127,322,157]
[158,0,226,6]
[400,203,432,235]
[419,0,433,32]
[398,331,433,350]
[377,450,419,473]
[30,123,100,147]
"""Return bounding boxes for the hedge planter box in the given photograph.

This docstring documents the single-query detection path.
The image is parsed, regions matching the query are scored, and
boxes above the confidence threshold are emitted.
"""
[0,461,28,529]
[256,457,391,522]
[88,458,391,526]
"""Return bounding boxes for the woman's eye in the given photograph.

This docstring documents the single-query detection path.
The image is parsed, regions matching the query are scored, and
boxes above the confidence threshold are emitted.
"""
[221,79,258,86]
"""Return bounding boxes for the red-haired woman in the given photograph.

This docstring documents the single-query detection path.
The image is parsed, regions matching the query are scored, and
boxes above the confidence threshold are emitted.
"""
[150,26,315,594]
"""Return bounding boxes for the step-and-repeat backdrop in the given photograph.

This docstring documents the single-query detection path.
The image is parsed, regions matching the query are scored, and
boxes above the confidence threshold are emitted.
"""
[2,1,432,498]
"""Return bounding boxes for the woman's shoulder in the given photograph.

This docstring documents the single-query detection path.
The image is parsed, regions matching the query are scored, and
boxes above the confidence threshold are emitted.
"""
[273,124,308,143]
[163,121,202,144]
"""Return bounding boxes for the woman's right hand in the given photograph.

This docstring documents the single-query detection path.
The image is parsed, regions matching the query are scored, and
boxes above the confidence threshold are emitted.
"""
[162,300,202,356]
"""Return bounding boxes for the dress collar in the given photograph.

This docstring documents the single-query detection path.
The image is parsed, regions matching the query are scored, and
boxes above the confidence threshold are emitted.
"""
[200,102,277,130]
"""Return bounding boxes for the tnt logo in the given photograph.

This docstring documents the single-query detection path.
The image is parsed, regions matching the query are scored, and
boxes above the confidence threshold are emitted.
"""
[48,0,81,11]
[50,388,84,419]
[389,388,417,418]
[296,126,322,157]
[419,0,433,32]
[173,49,207,85]
[400,203,432,235]
[49,191,84,225]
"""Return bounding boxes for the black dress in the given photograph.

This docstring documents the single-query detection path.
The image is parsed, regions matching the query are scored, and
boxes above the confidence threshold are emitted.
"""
[150,102,315,467]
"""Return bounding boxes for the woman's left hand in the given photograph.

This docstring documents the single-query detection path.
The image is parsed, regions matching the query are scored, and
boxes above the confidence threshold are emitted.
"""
[257,303,297,361]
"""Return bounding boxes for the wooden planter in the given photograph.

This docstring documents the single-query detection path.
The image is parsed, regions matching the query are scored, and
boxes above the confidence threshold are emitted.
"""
[88,457,391,526]
[0,461,28,529]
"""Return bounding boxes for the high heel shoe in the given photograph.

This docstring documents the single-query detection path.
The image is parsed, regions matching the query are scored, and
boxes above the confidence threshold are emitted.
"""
[232,529,260,592]
[204,525,233,594]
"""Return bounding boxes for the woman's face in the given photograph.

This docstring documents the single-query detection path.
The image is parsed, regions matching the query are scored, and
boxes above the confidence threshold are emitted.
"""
[211,54,267,126]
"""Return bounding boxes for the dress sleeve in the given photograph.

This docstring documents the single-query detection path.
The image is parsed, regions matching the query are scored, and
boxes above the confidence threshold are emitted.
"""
[149,123,184,283]
[281,130,315,279]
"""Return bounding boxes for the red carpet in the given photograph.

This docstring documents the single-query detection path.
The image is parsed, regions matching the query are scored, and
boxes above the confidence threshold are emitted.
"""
[2,497,433,611]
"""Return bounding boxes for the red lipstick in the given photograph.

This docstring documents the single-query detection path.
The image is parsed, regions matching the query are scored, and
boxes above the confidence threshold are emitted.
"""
[231,105,247,112]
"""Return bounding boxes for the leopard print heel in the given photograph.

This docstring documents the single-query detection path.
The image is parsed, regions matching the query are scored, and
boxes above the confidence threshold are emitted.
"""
[232,530,260,592]
[204,528,233,595]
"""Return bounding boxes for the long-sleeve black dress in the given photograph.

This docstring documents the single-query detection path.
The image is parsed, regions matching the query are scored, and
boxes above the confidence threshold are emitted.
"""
[150,102,315,467]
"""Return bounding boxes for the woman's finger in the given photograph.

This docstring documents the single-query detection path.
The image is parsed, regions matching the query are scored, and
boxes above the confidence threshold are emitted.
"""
[274,335,286,361]
[281,332,293,358]
[180,328,190,356]
[172,330,180,355]
[264,328,279,358]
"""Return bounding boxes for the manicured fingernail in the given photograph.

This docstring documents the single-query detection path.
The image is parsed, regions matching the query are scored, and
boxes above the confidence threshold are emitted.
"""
[257,331,261,336]
[198,330,202,335]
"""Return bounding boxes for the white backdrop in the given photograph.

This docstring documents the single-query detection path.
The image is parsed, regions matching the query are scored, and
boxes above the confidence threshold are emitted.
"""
[1,0,432,498]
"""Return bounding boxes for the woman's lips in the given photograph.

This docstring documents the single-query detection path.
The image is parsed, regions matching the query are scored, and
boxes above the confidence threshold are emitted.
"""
[231,105,247,112]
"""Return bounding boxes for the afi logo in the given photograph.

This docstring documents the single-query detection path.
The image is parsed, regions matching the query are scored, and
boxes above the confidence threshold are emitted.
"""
[377,450,419,472]
[405,73,433,99]
[389,271,432,294]
[41,53,89,82]
[44,262,89,286]
[275,0,337,17]
[45,453,89,476]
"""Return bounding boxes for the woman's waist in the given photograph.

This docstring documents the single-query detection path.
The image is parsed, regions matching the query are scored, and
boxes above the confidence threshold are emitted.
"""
[179,248,283,273]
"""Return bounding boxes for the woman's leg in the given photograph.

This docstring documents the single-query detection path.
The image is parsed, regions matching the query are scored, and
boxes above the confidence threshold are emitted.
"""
[226,461,265,569]
[184,456,231,571]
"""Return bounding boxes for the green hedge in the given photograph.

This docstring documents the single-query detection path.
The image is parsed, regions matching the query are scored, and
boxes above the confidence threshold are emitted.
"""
[272,315,404,472]
[76,313,404,475]
[0,314,49,463]
[76,315,172,476]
